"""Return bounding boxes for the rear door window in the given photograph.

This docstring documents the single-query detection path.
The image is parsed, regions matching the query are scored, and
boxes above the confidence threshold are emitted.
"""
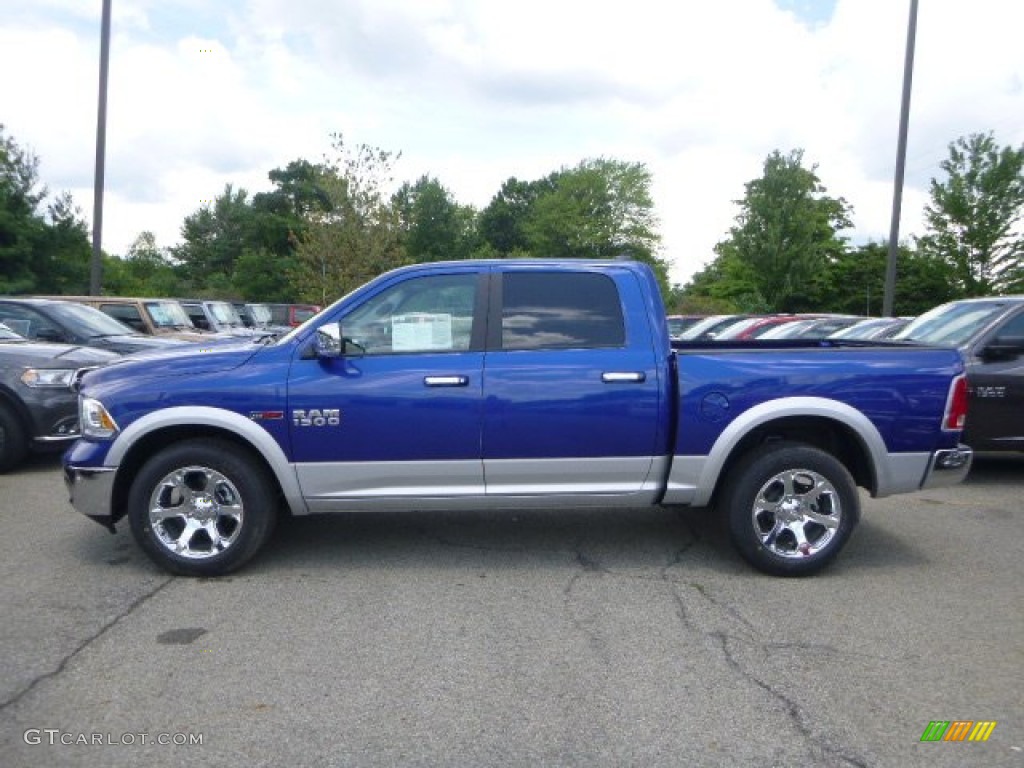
[500,272,625,350]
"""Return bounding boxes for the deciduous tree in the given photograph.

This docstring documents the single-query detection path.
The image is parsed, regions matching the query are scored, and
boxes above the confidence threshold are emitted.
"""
[103,231,182,296]
[713,149,852,312]
[1,125,47,293]
[917,132,1024,295]
[393,175,477,263]
[290,134,407,304]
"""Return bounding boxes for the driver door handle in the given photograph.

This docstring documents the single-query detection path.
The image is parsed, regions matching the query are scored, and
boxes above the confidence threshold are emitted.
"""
[601,372,646,383]
[424,375,470,387]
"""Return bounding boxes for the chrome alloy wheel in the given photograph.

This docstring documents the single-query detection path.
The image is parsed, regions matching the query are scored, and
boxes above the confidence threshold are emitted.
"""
[751,468,841,559]
[148,466,245,559]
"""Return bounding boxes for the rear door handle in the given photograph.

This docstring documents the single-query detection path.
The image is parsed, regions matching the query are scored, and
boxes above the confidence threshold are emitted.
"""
[424,375,470,387]
[601,372,646,383]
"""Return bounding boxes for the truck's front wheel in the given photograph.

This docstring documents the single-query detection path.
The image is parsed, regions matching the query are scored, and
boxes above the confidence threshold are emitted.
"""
[721,442,859,576]
[127,440,277,577]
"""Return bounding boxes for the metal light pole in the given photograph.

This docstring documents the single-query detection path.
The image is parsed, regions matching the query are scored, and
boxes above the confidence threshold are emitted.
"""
[883,0,918,316]
[90,0,112,295]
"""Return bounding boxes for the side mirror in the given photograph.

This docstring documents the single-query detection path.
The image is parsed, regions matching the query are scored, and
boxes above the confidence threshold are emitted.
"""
[36,328,67,343]
[314,322,344,359]
[980,334,1024,361]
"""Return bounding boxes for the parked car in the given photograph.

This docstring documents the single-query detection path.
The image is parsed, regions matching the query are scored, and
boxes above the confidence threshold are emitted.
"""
[759,316,865,340]
[266,303,321,328]
[45,296,215,342]
[893,296,1024,452]
[0,297,189,355]
[675,314,747,341]
[714,314,817,341]
[666,315,703,340]
[829,316,912,341]
[0,322,119,471]
[178,300,259,337]
[233,302,290,334]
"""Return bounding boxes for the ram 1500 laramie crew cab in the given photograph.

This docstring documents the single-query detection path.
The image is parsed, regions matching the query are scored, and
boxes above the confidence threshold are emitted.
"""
[64,260,973,577]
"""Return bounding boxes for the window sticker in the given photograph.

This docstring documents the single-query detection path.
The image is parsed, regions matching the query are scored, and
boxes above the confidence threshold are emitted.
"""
[392,313,453,351]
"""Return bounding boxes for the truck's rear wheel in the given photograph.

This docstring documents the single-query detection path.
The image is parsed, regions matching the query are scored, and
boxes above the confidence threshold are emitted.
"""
[0,405,29,473]
[721,442,859,576]
[127,439,277,576]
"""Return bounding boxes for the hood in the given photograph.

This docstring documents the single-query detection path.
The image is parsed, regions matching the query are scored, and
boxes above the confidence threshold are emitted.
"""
[83,339,262,386]
[99,334,190,354]
[153,328,230,342]
[0,339,120,367]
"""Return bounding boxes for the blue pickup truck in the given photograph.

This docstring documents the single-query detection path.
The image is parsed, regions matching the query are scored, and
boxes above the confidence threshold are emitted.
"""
[64,260,973,577]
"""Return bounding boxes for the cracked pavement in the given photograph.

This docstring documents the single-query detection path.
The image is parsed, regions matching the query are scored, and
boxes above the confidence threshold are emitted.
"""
[1,453,1022,767]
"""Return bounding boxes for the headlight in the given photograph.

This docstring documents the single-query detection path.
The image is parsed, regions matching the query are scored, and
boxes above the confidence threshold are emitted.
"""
[80,397,119,439]
[21,368,76,388]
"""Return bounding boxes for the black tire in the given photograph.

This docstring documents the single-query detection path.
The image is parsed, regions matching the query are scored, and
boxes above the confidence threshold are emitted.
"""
[127,439,278,577]
[0,404,29,473]
[721,441,859,577]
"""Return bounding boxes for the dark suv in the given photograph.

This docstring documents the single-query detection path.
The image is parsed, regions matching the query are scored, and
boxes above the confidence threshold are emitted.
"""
[0,298,188,355]
[0,323,119,471]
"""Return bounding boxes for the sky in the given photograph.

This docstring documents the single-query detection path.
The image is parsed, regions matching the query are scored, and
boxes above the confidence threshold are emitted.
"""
[2,0,1022,286]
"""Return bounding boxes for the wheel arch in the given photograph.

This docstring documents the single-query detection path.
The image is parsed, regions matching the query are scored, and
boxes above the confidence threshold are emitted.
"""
[692,397,885,508]
[107,407,306,524]
[0,386,33,434]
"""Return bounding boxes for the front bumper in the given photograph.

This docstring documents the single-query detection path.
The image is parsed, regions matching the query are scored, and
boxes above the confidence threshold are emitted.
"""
[921,445,973,490]
[64,464,117,532]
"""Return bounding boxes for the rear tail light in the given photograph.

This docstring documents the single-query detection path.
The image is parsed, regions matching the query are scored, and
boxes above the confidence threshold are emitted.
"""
[944,374,969,431]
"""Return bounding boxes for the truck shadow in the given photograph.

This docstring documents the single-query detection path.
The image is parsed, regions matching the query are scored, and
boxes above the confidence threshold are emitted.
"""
[260,505,748,576]
[258,503,923,577]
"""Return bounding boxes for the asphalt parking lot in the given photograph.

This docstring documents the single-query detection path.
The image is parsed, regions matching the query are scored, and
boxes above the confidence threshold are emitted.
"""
[0,452,1021,767]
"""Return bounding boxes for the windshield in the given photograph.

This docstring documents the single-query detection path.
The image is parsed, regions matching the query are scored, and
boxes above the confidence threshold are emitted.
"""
[248,304,272,324]
[714,317,764,339]
[677,315,731,340]
[209,301,245,326]
[49,301,136,336]
[893,301,1005,346]
[759,319,816,339]
[0,322,23,340]
[293,306,318,323]
[145,301,195,329]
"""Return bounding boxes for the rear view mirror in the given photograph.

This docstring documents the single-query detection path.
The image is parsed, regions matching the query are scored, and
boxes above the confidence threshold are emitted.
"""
[36,328,67,343]
[313,322,365,359]
[314,323,344,359]
[980,334,1024,360]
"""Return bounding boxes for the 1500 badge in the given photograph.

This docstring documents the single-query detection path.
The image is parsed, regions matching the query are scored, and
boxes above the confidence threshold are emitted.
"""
[972,386,1006,398]
[292,409,341,427]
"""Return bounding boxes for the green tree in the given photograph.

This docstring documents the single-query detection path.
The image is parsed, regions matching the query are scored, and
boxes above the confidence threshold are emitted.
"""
[0,125,47,293]
[822,241,957,316]
[290,134,407,303]
[713,149,853,312]
[393,175,477,263]
[1,126,95,295]
[677,251,769,313]
[33,192,91,294]
[917,132,1024,295]
[173,184,254,294]
[525,159,662,263]
[102,231,182,296]
[478,159,667,289]
[478,177,549,256]
[257,159,334,220]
